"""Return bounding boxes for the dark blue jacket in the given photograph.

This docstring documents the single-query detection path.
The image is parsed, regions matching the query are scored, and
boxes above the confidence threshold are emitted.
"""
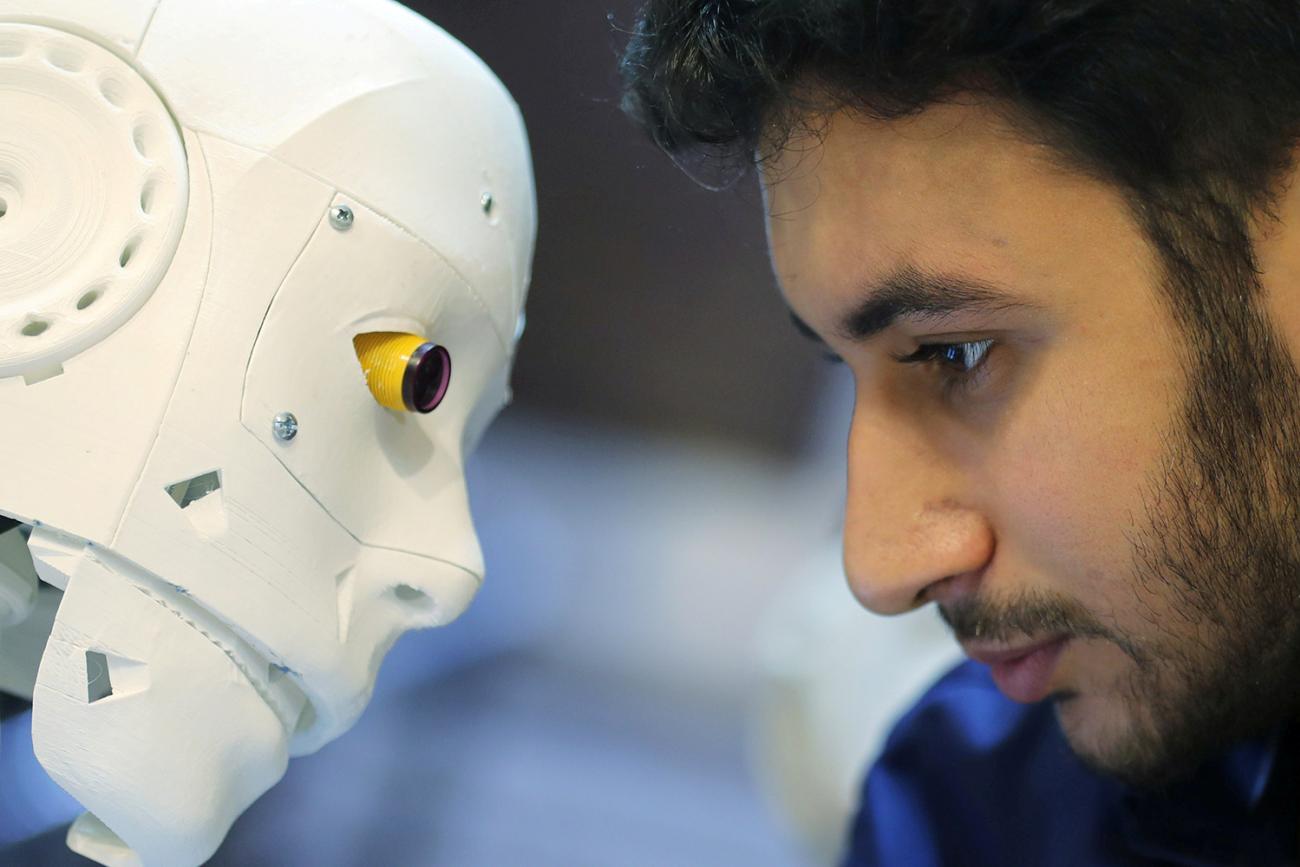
[842,662,1297,866]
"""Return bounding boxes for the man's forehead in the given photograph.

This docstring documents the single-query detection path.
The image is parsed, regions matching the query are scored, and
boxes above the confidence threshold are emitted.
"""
[765,101,1018,187]
[760,101,1139,328]
[760,100,1072,236]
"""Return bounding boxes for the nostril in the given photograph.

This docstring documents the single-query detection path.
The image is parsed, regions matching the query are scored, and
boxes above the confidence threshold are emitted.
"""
[392,584,433,608]
[921,571,983,607]
[844,554,955,617]
[844,495,994,615]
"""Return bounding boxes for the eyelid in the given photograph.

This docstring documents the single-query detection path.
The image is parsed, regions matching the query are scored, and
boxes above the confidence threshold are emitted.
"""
[895,337,994,365]
[892,338,997,394]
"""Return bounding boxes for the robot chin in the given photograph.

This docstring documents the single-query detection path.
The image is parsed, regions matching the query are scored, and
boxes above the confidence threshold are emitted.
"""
[30,548,290,867]
[17,517,483,867]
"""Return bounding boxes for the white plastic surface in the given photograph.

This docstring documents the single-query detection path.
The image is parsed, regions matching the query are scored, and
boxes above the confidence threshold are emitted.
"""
[33,546,291,867]
[0,1,536,863]
[0,22,188,379]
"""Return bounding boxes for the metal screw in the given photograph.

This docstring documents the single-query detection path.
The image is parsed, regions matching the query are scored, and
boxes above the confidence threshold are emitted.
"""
[480,192,493,216]
[329,204,354,231]
[272,412,299,442]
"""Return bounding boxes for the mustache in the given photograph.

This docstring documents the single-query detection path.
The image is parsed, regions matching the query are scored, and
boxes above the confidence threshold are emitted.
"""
[940,590,1126,652]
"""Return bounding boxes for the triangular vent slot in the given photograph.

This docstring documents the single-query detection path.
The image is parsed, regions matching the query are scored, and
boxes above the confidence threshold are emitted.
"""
[165,470,222,508]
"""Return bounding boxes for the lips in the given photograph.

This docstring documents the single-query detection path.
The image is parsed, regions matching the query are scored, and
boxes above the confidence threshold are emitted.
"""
[961,637,1069,703]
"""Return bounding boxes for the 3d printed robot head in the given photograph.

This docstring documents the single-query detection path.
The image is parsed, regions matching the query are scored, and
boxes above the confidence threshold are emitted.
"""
[0,1,536,863]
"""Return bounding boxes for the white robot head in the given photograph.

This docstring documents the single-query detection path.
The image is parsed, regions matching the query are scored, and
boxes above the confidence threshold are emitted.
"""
[0,1,535,863]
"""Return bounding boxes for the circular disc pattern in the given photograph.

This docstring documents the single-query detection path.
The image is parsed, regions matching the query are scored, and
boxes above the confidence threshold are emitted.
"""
[0,23,188,376]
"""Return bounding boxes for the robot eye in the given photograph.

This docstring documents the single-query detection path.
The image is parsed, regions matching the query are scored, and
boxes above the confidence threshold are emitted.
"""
[352,332,452,414]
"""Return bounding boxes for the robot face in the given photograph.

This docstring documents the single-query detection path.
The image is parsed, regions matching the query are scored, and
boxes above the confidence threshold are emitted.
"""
[0,1,535,863]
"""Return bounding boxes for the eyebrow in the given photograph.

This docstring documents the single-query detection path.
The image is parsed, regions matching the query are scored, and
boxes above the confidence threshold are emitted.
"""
[790,265,1037,346]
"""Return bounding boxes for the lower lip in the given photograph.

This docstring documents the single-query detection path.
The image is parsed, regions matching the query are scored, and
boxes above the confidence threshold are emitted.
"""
[989,639,1068,703]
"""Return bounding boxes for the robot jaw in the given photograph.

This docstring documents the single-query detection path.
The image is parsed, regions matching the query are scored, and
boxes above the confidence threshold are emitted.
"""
[21,522,306,867]
[2,512,483,867]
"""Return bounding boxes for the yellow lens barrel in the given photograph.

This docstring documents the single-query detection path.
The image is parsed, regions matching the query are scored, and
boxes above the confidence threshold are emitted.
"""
[353,332,452,414]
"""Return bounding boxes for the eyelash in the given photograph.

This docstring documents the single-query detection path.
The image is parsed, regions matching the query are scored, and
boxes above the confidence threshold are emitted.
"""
[893,339,997,393]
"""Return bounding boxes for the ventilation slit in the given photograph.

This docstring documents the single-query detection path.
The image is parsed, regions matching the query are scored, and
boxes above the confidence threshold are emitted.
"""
[86,650,113,703]
[164,470,228,536]
[119,237,139,269]
[165,470,221,508]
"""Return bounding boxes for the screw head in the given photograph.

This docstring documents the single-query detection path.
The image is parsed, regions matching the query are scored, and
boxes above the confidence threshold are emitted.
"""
[480,192,494,215]
[272,412,299,442]
[329,204,354,231]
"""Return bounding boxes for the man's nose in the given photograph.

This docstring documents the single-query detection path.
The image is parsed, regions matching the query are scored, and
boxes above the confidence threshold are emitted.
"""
[842,405,993,616]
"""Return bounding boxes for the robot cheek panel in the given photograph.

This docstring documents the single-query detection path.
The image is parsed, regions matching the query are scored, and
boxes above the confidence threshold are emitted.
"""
[0,1,536,864]
[240,193,505,578]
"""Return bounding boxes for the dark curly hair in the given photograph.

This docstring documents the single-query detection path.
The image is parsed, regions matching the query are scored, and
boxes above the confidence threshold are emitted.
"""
[619,1,1300,342]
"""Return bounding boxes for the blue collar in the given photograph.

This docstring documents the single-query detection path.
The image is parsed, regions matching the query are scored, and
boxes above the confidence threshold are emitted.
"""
[1119,727,1294,866]
[844,662,1300,867]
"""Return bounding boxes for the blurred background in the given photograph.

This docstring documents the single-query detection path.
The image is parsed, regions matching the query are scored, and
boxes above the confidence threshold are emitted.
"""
[0,1,960,864]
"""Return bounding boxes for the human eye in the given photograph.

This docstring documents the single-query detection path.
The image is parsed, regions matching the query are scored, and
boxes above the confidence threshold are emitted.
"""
[893,338,996,394]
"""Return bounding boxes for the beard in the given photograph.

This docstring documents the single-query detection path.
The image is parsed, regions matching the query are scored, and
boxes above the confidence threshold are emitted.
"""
[942,236,1300,790]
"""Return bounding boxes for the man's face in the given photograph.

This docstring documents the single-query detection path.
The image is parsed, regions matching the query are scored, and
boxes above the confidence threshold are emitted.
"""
[764,99,1300,786]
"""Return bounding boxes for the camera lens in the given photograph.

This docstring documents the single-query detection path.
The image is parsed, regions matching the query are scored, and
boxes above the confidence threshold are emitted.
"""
[403,343,452,414]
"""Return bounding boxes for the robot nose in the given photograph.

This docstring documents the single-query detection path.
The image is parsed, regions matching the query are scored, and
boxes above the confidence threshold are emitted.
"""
[353,332,452,414]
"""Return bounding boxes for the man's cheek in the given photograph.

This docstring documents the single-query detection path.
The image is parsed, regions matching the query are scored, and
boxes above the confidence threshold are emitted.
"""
[987,433,1118,582]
